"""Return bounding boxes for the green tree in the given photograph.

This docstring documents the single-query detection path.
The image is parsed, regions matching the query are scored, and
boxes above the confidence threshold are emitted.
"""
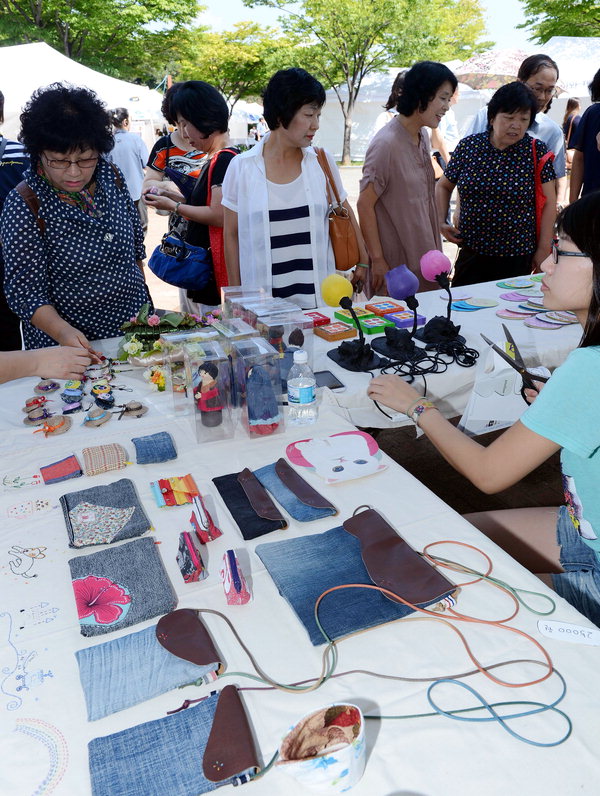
[519,0,600,42]
[176,22,296,110]
[246,0,490,163]
[0,0,199,83]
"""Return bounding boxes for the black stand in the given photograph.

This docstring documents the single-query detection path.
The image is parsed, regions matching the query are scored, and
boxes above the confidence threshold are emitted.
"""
[327,296,385,372]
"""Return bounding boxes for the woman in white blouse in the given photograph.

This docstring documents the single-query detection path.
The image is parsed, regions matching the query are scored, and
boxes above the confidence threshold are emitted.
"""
[222,68,366,308]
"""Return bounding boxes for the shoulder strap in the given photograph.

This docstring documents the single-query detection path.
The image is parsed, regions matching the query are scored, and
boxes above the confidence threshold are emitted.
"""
[206,148,238,205]
[108,161,124,190]
[0,137,8,160]
[315,146,342,207]
[16,181,45,235]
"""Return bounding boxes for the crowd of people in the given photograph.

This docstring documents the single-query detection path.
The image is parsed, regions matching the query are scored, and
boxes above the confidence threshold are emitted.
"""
[0,55,600,623]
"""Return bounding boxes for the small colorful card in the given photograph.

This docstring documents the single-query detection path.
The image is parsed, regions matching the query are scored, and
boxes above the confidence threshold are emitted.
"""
[303,310,330,327]
[358,316,394,335]
[314,321,357,342]
[364,300,405,316]
[386,311,426,329]
[334,307,375,326]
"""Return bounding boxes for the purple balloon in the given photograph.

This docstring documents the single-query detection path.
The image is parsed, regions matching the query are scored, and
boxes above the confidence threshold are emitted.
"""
[385,264,419,300]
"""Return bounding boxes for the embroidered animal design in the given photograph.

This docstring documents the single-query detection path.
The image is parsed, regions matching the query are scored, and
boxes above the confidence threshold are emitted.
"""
[8,546,47,578]
[286,431,387,483]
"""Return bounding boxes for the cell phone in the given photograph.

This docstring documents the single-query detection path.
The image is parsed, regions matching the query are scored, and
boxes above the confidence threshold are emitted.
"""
[314,369,346,391]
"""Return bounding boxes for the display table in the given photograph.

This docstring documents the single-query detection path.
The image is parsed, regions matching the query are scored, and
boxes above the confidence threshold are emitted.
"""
[313,281,581,428]
[1,355,599,796]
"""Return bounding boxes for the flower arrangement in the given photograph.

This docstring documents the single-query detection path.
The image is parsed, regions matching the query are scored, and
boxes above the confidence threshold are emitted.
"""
[144,365,167,391]
[117,303,222,362]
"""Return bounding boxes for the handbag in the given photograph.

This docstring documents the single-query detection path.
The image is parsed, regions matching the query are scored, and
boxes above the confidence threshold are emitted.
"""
[531,137,554,241]
[315,147,360,271]
[148,228,213,290]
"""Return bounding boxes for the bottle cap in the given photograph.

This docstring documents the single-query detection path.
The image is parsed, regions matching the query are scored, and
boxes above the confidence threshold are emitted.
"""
[293,349,308,364]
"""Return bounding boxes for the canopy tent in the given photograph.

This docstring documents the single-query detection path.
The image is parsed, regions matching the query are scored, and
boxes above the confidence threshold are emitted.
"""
[543,36,600,102]
[0,42,163,149]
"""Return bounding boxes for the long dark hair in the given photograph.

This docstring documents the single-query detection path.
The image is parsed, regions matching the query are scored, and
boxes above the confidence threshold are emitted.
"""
[556,192,600,347]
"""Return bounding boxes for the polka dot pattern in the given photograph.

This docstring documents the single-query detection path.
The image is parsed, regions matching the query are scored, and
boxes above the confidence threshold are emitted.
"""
[1,159,150,349]
[445,132,556,256]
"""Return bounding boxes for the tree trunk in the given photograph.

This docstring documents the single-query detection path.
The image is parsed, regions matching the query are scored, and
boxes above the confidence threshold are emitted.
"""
[341,95,356,165]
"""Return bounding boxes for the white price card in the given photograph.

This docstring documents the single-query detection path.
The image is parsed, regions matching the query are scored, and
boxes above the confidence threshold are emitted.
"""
[538,619,600,646]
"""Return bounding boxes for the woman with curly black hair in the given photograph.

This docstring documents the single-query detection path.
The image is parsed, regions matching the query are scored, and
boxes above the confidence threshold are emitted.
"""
[1,83,150,351]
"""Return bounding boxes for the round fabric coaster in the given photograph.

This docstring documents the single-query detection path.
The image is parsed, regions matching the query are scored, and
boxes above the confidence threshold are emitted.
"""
[499,292,528,302]
[544,311,578,324]
[496,308,535,320]
[496,278,535,289]
[530,274,544,282]
[463,297,499,308]
[524,316,563,330]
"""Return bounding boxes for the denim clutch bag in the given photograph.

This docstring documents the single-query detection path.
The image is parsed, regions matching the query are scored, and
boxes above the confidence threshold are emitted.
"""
[68,537,177,637]
[253,459,337,522]
[76,610,222,720]
[60,478,151,548]
[212,469,287,540]
[89,686,259,796]
[131,431,177,465]
[256,525,454,645]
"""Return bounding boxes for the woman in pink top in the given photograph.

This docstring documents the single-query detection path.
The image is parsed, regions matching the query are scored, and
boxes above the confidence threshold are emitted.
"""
[357,61,457,293]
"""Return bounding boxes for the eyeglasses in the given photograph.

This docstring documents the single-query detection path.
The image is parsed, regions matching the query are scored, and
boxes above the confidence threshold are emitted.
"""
[43,155,98,170]
[526,83,558,99]
[552,239,589,264]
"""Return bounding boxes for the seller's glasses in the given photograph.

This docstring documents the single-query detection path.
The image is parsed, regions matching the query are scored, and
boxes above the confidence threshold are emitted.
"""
[43,155,98,170]
[552,239,589,264]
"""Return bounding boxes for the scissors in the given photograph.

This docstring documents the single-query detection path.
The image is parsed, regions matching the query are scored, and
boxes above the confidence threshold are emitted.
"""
[480,323,549,393]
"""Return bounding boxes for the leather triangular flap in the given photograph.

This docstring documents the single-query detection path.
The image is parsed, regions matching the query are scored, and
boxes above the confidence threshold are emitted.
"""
[237,468,287,526]
[156,608,222,671]
[203,685,260,782]
[274,458,337,511]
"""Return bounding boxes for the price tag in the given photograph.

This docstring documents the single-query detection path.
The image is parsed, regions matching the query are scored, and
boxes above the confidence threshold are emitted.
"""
[537,619,600,646]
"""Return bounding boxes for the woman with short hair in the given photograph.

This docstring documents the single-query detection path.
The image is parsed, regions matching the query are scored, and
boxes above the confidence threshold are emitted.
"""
[1,83,149,351]
[222,68,367,307]
[437,81,556,286]
[357,61,457,293]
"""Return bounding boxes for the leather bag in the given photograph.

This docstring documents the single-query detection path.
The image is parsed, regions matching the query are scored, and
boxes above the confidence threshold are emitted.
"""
[315,147,360,271]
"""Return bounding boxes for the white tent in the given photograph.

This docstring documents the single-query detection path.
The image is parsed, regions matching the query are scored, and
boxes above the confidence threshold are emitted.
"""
[316,67,489,161]
[0,42,164,149]
[543,36,600,102]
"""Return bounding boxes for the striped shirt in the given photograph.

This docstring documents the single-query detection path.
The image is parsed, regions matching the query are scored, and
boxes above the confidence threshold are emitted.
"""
[267,176,316,308]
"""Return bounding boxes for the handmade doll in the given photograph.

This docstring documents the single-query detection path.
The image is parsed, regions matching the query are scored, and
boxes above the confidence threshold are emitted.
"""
[194,362,223,427]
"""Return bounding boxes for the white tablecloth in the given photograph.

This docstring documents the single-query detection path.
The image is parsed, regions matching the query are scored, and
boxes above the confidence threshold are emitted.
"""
[1,358,599,796]
[314,281,582,428]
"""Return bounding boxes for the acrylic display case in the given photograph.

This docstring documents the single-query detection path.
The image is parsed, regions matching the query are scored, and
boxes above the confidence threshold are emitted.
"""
[255,309,314,392]
[230,337,284,438]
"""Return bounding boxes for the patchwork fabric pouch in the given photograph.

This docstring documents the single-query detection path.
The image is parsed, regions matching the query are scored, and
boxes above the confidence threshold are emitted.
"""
[88,685,259,796]
[60,477,151,547]
[40,454,82,485]
[212,469,287,540]
[132,431,177,465]
[82,443,129,477]
[253,458,337,522]
[150,474,199,507]
[256,511,455,645]
[68,536,177,637]
[76,609,222,720]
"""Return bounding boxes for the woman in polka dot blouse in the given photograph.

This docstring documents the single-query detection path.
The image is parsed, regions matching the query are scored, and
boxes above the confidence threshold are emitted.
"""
[436,82,556,287]
[1,83,151,351]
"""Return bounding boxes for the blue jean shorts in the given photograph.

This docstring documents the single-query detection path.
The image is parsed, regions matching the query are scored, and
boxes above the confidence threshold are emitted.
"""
[551,506,600,627]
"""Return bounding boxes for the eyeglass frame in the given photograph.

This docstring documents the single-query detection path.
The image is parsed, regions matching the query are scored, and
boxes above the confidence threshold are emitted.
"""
[42,154,99,171]
[551,239,589,264]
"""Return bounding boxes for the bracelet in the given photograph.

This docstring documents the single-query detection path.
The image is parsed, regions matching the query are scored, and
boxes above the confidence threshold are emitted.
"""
[174,201,182,215]
[356,262,370,269]
[410,399,438,427]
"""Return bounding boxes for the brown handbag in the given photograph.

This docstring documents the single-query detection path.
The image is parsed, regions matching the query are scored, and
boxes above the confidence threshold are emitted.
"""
[315,147,360,271]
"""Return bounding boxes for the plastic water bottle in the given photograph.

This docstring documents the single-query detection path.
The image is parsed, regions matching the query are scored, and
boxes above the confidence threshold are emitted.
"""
[287,349,318,425]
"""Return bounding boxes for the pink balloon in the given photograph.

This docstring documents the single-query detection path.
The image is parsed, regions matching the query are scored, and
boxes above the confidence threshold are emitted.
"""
[420,250,451,281]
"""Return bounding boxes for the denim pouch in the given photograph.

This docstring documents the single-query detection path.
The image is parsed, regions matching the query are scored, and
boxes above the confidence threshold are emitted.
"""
[256,525,454,645]
[131,431,177,465]
[213,469,287,540]
[60,478,151,547]
[253,458,337,522]
[69,537,177,637]
[76,609,221,720]
[89,685,259,796]
[40,454,82,485]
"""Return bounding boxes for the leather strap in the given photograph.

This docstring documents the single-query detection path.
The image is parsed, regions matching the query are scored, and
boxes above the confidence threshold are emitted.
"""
[314,146,343,208]
[274,458,336,511]
[203,685,260,782]
[16,181,45,235]
[237,468,287,525]
[155,608,222,671]
[342,508,455,605]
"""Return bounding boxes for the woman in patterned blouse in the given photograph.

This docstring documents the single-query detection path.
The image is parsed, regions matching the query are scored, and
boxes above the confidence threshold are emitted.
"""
[436,82,556,287]
[1,83,150,351]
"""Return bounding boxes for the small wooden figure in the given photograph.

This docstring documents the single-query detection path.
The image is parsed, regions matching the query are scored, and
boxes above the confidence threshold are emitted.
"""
[194,362,223,427]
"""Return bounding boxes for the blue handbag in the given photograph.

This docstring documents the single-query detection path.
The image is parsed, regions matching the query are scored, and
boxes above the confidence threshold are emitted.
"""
[148,229,213,290]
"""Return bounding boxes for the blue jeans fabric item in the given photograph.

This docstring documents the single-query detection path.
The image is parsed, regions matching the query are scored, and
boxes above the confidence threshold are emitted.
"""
[76,625,218,720]
[89,692,252,796]
[253,462,336,522]
[68,537,178,637]
[256,526,440,645]
[131,431,177,465]
[552,505,600,627]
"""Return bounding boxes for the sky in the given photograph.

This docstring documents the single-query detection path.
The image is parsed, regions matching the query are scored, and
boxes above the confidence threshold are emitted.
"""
[197,0,534,52]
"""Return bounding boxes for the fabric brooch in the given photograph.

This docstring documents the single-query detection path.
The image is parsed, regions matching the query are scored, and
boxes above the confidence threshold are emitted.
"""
[60,477,151,547]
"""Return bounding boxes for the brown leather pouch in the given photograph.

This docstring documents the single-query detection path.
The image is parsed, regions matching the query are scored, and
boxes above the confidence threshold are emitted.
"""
[212,470,287,540]
[203,685,260,782]
[274,458,337,511]
[237,468,287,524]
[342,508,455,605]
[156,608,223,672]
